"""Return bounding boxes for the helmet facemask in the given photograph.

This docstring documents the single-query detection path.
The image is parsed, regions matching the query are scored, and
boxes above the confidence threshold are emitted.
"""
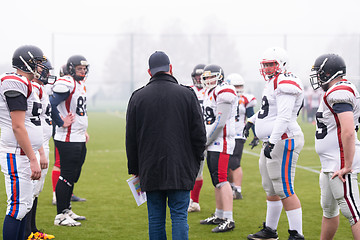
[310,57,345,91]
[260,60,282,81]
[19,52,46,79]
[201,69,223,89]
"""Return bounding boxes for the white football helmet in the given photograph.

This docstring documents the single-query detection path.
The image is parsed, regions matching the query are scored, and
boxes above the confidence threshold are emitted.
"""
[260,47,288,81]
[226,73,245,95]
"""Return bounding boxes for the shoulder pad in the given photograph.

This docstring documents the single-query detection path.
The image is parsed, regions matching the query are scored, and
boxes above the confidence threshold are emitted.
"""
[243,93,257,108]
[326,82,357,107]
[1,73,30,98]
[52,77,74,93]
[215,85,237,104]
[276,74,303,95]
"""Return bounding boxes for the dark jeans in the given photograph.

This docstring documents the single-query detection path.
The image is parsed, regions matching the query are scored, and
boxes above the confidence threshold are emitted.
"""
[146,190,190,240]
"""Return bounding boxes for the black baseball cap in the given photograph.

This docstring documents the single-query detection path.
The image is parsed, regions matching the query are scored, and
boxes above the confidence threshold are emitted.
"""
[148,51,170,75]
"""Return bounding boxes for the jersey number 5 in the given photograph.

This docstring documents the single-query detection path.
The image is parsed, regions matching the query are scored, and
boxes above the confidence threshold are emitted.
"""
[315,112,327,139]
[30,102,42,126]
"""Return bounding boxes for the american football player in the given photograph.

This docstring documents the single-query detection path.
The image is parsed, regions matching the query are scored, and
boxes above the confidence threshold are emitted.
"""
[0,45,44,240]
[199,64,237,233]
[51,63,86,206]
[188,63,206,213]
[25,59,56,240]
[51,55,89,226]
[226,73,258,200]
[245,47,305,240]
[310,53,360,239]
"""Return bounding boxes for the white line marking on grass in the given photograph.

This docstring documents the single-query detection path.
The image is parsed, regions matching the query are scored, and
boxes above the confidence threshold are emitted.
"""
[243,149,360,185]
[244,149,320,173]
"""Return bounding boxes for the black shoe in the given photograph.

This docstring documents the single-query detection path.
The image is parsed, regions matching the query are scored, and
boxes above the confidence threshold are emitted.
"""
[247,222,279,240]
[212,219,235,233]
[288,230,305,240]
[200,214,224,225]
[71,194,86,202]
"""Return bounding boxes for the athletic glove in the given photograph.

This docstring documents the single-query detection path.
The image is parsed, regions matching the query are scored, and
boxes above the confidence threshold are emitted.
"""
[249,136,259,149]
[243,122,254,138]
[264,142,275,159]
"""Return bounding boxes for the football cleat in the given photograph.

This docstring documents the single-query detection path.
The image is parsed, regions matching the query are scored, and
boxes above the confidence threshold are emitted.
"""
[66,209,86,221]
[211,219,235,233]
[200,214,224,225]
[71,194,86,202]
[54,212,81,227]
[288,230,305,240]
[231,185,243,200]
[247,222,279,240]
[33,231,55,239]
[188,199,201,212]
[27,232,37,240]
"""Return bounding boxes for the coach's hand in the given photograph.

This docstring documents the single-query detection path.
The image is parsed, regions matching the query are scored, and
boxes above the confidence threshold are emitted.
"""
[243,122,254,138]
[264,142,275,159]
[249,136,259,149]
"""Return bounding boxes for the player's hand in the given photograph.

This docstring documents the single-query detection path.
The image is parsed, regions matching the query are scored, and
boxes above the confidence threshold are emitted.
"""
[30,160,41,180]
[39,151,48,170]
[85,132,90,143]
[264,142,274,159]
[249,136,259,149]
[62,112,75,128]
[331,167,353,183]
[243,122,254,138]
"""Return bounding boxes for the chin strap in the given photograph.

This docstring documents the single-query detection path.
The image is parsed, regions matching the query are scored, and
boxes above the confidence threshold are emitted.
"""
[19,55,40,79]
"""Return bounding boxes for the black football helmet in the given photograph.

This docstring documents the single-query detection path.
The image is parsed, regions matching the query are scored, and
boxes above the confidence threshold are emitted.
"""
[310,54,346,90]
[191,64,206,88]
[59,64,69,77]
[12,45,46,78]
[38,59,56,84]
[201,64,224,89]
[66,55,89,81]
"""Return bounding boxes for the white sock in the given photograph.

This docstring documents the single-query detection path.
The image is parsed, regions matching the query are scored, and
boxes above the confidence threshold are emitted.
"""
[286,208,303,235]
[223,211,233,221]
[215,208,223,218]
[265,200,283,230]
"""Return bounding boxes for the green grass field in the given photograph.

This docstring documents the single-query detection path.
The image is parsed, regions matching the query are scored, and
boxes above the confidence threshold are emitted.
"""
[0,112,355,239]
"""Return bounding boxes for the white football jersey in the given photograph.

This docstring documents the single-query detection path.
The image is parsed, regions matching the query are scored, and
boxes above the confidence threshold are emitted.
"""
[203,82,237,154]
[32,82,52,144]
[190,85,206,108]
[0,73,43,153]
[315,80,360,173]
[254,72,304,143]
[235,93,256,139]
[52,76,88,142]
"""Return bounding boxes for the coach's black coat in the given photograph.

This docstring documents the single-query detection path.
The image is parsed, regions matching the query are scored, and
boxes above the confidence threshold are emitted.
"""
[126,73,206,192]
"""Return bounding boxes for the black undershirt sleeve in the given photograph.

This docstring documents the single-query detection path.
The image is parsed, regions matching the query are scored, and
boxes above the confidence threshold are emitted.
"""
[5,93,27,111]
[333,102,353,113]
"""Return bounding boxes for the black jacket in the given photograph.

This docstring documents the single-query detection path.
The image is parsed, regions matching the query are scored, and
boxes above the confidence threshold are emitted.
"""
[126,73,206,191]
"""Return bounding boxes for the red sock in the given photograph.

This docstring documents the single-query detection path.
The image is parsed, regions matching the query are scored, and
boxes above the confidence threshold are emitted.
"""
[52,170,60,192]
[190,179,203,203]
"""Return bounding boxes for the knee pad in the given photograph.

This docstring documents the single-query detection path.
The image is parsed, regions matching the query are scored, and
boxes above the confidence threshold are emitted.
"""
[215,181,228,189]
[323,205,340,219]
[59,175,73,187]
[7,200,33,220]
